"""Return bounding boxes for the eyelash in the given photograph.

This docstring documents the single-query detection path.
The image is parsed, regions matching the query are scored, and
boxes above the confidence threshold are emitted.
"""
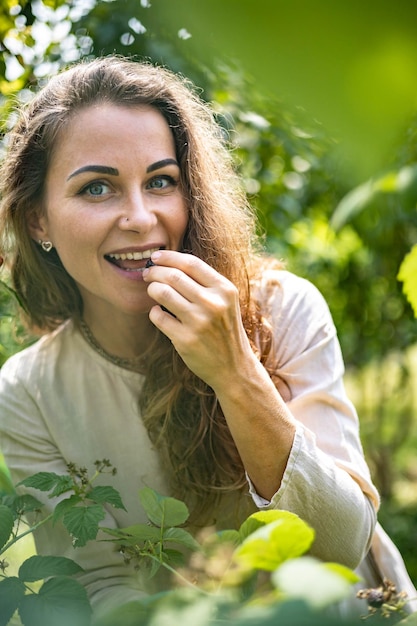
[78,175,178,197]
[147,175,178,189]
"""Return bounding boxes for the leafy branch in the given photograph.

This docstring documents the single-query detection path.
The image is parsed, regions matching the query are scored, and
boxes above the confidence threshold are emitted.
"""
[0,459,124,626]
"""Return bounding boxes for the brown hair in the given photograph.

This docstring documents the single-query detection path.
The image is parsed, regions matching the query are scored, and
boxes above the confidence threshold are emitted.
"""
[0,56,278,523]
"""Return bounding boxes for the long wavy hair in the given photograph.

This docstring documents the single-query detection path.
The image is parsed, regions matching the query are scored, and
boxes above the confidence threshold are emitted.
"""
[0,56,280,524]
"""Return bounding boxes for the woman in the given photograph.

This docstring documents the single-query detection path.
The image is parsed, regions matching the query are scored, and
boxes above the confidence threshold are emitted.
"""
[0,56,414,615]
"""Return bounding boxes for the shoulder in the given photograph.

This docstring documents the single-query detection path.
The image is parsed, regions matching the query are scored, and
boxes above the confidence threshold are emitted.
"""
[251,268,339,364]
[253,268,333,326]
[0,321,75,385]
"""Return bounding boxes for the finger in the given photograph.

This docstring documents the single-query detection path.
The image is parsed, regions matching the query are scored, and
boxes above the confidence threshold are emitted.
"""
[147,249,221,287]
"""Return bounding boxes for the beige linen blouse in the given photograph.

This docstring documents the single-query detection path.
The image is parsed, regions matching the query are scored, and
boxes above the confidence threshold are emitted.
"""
[0,270,415,614]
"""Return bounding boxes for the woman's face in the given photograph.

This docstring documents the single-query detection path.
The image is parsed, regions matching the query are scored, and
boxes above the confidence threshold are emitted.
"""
[31,104,188,322]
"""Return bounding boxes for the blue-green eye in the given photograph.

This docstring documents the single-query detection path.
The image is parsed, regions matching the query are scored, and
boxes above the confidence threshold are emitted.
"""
[147,175,177,190]
[80,181,111,197]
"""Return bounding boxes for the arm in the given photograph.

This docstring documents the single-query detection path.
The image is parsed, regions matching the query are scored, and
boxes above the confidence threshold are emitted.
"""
[144,254,378,568]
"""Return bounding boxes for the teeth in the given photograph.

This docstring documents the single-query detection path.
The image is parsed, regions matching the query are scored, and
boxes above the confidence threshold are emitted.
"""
[108,247,160,261]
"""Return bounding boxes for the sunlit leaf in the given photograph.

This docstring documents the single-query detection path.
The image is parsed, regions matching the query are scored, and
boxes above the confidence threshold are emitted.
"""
[398,244,417,318]
[18,555,83,582]
[272,556,354,608]
[332,164,417,230]
[139,487,189,527]
[239,509,303,542]
[234,514,315,571]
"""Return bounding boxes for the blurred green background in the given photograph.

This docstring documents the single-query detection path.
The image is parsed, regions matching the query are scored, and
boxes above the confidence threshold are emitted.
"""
[1,0,417,584]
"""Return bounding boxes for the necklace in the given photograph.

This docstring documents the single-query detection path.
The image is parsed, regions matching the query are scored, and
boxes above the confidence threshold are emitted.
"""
[78,319,145,373]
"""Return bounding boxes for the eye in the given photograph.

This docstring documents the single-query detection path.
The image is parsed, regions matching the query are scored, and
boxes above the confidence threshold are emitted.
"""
[80,181,112,197]
[147,175,177,190]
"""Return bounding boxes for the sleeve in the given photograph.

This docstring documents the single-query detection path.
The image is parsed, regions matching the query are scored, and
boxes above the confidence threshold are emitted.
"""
[248,271,379,569]
[0,358,145,613]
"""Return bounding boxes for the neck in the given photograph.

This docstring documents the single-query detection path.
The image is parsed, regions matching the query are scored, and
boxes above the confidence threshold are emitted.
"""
[81,310,156,361]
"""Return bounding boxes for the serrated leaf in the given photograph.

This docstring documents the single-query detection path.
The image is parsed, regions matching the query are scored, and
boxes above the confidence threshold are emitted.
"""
[101,523,162,544]
[148,557,162,578]
[8,494,43,516]
[0,577,26,626]
[234,513,315,571]
[138,487,189,527]
[161,548,186,568]
[18,555,84,582]
[18,472,74,498]
[18,576,92,626]
[162,527,200,551]
[88,485,126,511]
[398,244,417,318]
[52,494,82,524]
[63,504,105,547]
[0,504,14,550]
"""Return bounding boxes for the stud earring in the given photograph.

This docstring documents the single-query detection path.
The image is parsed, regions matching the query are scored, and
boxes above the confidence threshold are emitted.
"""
[39,240,53,252]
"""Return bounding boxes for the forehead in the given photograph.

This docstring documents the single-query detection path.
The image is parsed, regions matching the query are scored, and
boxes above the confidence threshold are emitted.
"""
[50,104,176,164]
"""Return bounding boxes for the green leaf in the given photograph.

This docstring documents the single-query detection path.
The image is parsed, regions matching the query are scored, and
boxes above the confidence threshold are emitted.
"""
[272,556,354,608]
[0,503,14,550]
[239,509,301,542]
[18,472,74,498]
[52,494,82,524]
[88,485,126,511]
[234,512,315,571]
[18,576,92,626]
[161,548,186,568]
[0,465,14,494]
[18,555,84,582]
[5,494,43,516]
[92,599,151,626]
[162,527,200,552]
[101,523,162,544]
[214,529,241,546]
[63,504,105,547]
[0,577,26,626]
[138,487,189,527]
[398,244,417,318]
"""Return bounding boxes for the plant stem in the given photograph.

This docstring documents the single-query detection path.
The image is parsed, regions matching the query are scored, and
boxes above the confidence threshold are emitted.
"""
[0,512,53,556]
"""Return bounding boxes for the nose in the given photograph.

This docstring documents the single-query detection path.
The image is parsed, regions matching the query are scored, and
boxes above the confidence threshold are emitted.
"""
[118,190,157,233]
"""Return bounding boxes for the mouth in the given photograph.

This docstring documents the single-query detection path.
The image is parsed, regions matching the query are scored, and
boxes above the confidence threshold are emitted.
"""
[105,246,163,271]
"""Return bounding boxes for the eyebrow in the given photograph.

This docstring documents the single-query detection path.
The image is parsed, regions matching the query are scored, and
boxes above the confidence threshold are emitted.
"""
[67,158,179,181]
[146,158,179,173]
[67,165,118,181]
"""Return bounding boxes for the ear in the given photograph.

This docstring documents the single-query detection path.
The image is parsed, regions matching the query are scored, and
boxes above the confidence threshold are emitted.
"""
[26,209,50,243]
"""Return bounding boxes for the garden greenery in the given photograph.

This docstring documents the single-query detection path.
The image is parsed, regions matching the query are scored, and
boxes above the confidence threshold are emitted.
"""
[0,461,414,626]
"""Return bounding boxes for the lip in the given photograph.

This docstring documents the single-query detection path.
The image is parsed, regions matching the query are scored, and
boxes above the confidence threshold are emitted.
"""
[105,244,165,259]
[104,244,165,282]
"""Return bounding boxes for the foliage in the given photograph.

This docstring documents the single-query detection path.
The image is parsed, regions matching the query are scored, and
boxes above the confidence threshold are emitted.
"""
[1,0,417,616]
[1,462,412,626]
